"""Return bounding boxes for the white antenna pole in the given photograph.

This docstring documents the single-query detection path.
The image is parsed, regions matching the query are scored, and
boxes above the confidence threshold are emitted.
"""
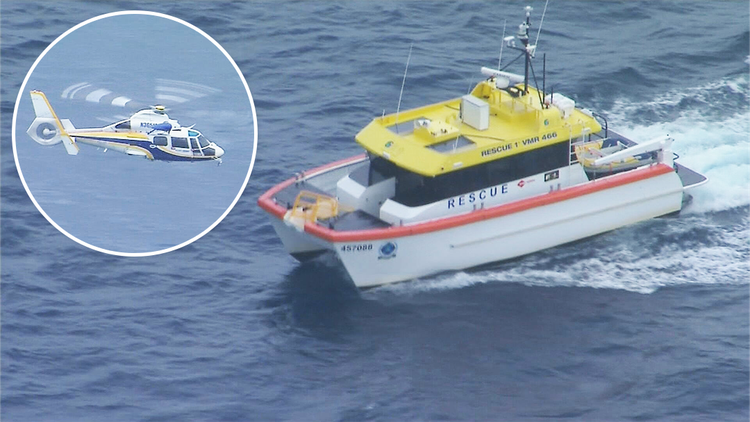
[498,19,507,70]
[394,43,413,130]
[535,0,550,48]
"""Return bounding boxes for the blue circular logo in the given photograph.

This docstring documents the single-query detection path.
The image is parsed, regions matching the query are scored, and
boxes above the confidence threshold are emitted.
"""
[378,241,397,259]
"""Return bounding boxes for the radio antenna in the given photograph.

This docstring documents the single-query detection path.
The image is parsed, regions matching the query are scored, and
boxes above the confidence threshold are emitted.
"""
[497,19,507,70]
[535,0,550,48]
[543,53,547,107]
[394,43,413,132]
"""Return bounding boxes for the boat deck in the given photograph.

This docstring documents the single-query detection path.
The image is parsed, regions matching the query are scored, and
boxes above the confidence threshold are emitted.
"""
[270,159,394,232]
[610,130,707,189]
[675,163,707,189]
[327,210,391,231]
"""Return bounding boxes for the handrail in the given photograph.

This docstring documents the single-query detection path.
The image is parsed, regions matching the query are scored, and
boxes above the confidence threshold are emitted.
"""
[591,111,609,138]
[290,191,340,222]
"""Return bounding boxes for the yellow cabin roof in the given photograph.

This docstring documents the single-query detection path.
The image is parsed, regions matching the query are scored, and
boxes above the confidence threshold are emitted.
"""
[356,81,602,177]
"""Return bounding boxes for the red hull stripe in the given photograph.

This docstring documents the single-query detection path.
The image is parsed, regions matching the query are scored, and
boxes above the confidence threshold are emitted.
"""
[258,158,675,243]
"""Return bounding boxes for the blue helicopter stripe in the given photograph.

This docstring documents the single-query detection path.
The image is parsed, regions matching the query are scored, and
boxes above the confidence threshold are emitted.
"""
[74,136,216,162]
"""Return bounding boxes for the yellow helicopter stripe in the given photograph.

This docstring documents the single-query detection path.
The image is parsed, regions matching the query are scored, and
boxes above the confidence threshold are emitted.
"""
[73,131,149,140]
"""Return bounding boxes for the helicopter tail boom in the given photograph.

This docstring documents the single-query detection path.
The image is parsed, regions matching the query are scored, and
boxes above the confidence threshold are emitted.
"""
[27,90,79,155]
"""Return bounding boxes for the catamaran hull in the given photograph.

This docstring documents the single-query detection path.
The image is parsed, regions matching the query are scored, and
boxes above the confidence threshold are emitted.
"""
[261,161,684,288]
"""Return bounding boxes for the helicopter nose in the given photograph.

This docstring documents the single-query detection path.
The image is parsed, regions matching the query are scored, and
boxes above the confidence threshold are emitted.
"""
[214,145,225,158]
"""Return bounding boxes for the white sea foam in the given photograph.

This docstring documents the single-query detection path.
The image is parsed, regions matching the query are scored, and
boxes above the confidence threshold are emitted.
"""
[609,76,750,213]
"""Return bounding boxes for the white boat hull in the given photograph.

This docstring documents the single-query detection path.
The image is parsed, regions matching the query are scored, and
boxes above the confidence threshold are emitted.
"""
[262,161,684,288]
[336,169,682,287]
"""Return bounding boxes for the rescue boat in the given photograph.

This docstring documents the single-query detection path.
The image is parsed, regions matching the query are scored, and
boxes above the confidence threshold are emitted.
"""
[258,6,707,288]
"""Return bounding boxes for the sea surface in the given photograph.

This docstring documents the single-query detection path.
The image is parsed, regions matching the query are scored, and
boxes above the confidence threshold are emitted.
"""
[2,1,748,421]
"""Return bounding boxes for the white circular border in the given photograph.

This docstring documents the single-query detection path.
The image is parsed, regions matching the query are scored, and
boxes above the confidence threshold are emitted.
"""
[11,10,258,258]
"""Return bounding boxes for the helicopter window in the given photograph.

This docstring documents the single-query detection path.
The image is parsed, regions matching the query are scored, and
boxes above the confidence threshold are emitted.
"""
[153,136,168,146]
[171,137,189,149]
[190,138,201,150]
[197,135,210,148]
[114,120,131,130]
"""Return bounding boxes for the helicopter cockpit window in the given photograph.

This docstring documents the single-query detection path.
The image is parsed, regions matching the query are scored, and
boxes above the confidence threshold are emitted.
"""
[114,120,131,130]
[171,137,189,149]
[197,135,210,148]
[190,138,201,151]
[153,136,168,146]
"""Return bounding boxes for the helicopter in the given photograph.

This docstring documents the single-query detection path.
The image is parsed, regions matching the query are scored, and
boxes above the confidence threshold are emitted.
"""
[26,90,225,162]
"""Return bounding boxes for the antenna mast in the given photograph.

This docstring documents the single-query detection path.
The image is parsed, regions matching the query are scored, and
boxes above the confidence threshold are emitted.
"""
[498,19,507,70]
[394,43,413,132]
[535,0,550,48]
[518,6,533,93]
[543,53,547,107]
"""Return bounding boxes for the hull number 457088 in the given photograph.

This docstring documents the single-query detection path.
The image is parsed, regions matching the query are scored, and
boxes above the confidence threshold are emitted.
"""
[340,244,373,252]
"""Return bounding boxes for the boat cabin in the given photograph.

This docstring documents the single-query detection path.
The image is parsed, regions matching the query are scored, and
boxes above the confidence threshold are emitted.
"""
[333,76,609,224]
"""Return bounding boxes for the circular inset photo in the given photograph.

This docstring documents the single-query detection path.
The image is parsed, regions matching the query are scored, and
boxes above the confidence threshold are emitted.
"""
[12,11,257,256]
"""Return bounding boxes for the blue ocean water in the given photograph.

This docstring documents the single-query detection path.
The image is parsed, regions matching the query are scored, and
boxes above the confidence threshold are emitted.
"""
[2,1,748,421]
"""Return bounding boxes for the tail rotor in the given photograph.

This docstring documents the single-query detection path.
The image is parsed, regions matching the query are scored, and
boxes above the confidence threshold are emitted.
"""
[26,90,79,155]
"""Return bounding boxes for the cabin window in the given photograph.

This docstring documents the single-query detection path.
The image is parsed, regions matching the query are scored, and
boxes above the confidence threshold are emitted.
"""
[190,137,201,151]
[197,135,210,148]
[114,120,131,130]
[171,137,189,149]
[382,140,571,207]
[153,136,168,146]
[503,141,569,179]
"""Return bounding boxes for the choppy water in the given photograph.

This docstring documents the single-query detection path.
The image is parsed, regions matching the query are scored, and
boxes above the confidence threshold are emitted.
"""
[2,1,748,421]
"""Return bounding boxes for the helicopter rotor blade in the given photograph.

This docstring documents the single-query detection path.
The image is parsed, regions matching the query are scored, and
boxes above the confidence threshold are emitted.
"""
[59,79,222,111]
[155,79,221,104]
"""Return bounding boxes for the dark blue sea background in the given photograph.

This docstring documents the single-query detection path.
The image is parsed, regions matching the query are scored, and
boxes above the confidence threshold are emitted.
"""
[2,1,748,421]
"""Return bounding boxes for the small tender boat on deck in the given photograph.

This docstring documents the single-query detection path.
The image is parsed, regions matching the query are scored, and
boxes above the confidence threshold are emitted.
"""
[258,6,707,288]
[576,137,657,178]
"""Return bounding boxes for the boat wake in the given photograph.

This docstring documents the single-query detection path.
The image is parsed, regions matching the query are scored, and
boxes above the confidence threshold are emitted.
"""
[609,75,750,214]
[371,210,749,295]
